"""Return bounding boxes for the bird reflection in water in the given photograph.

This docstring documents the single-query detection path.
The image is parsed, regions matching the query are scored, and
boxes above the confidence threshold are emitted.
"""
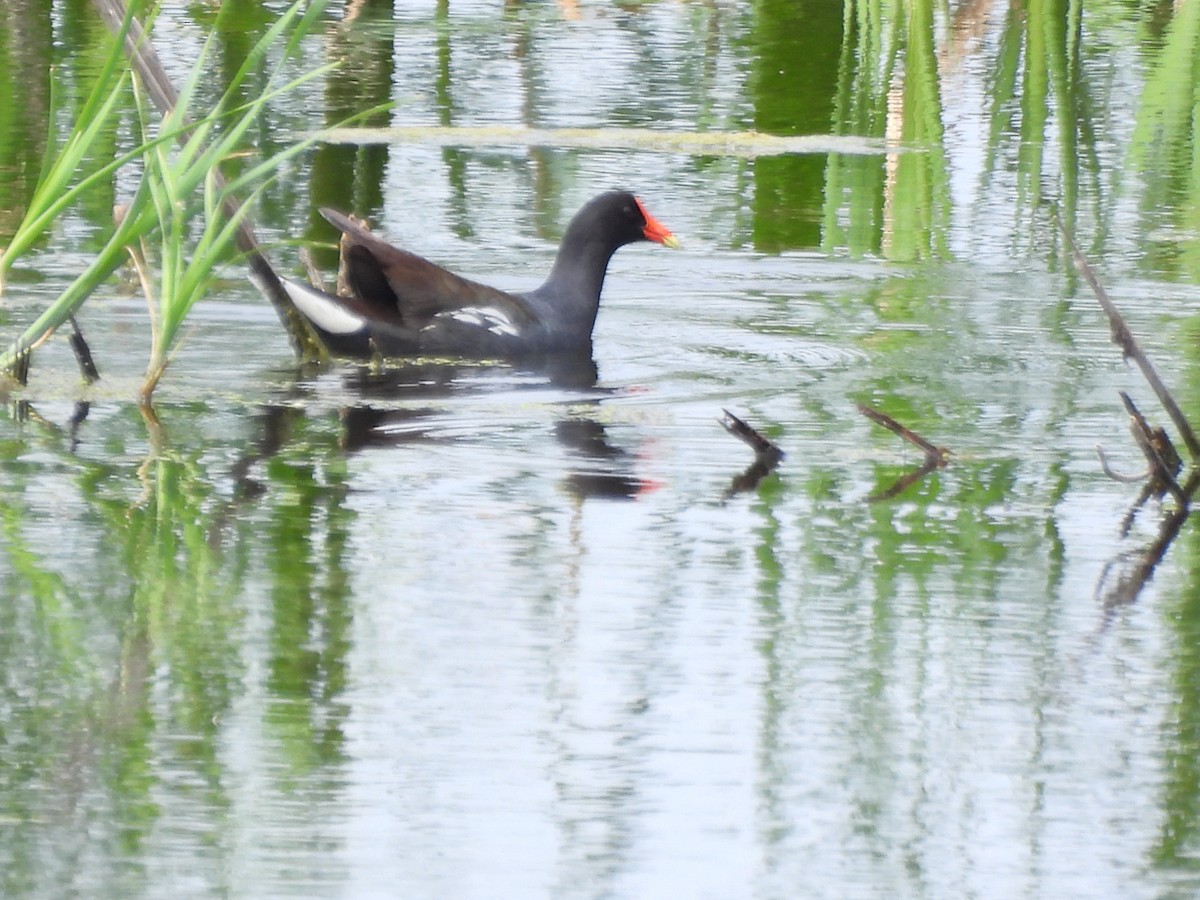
[554,417,659,501]
[260,352,655,502]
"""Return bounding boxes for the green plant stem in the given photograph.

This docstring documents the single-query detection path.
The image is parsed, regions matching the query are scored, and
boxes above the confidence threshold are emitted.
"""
[90,0,329,362]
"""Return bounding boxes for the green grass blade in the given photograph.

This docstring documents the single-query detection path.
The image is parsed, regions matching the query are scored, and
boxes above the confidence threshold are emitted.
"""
[0,196,155,373]
[179,63,338,198]
[3,0,338,383]
[3,71,133,278]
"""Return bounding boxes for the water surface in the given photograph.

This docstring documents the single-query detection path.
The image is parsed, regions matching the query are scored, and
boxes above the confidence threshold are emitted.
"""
[2,1,1200,898]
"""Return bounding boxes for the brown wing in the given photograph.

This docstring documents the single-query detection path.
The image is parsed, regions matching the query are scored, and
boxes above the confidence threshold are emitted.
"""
[321,208,538,330]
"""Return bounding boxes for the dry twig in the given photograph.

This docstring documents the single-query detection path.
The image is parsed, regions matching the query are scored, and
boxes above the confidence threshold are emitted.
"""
[857,403,950,501]
[857,404,949,464]
[719,410,784,497]
[68,316,100,384]
[1057,213,1200,462]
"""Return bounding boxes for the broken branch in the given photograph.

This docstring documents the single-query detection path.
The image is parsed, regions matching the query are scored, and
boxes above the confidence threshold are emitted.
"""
[1056,212,1200,462]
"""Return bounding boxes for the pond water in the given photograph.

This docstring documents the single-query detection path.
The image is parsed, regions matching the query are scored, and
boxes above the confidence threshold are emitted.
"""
[3,1,1200,898]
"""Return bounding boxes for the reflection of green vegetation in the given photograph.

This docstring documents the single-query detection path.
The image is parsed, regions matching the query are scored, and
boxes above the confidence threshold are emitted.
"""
[0,511,94,896]
[823,0,950,260]
[308,2,394,261]
[886,0,949,262]
[1130,0,1200,280]
[822,0,1200,265]
[749,0,844,251]
[823,0,891,256]
[0,2,122,243]
[1157,283,1200,871]
[0,408,242,890]
[0,2,52,236]
[1155,521,1200,870]
[999,0,1098,253]
[263,430,353,775]
[0,401,355,891]
[750,469,788,854]
[0,4,141,294]
[778,0,1200,268]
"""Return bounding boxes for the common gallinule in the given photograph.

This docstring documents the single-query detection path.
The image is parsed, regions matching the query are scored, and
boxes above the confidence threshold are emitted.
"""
[281,191,679,359]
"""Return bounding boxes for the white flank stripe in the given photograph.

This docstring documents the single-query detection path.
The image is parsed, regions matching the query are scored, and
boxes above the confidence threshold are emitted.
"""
[442,306,519,337]
[281,278,366,335]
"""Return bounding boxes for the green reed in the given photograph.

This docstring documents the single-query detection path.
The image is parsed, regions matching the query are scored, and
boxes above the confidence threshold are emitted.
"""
[0,0,333,399]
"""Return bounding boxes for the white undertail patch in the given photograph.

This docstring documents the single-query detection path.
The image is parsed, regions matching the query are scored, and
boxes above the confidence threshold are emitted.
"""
[281,278,366,335]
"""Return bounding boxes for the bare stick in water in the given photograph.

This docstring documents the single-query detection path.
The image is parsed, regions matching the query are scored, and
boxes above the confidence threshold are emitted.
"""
[721,409,785,461]
[1119,391,1184,502]
[857,404,950,502]
[1056,212,1200,462]
[719,410,784,497]
[68,316,100,384]
[857,404,950,466]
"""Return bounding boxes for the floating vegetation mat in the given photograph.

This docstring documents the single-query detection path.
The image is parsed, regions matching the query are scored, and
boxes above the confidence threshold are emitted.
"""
[317,125,893,157]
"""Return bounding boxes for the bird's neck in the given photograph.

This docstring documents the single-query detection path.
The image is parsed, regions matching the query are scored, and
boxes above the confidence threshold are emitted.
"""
[540,231,620,322]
